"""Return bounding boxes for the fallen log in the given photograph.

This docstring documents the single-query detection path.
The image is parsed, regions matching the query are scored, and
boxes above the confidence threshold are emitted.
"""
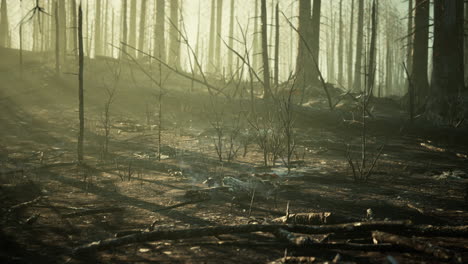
[274,228,312,247]
[72,221,410,255]
[8,196,44,213]
[62,207,124,218]
[372,231,462,263]
[272,212,332,225]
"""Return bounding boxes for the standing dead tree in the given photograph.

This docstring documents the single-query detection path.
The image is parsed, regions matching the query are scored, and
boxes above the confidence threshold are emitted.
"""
[77,1,84,164]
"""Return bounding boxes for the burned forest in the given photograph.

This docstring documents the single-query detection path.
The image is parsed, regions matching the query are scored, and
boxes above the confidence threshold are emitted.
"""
[1,0,468,263]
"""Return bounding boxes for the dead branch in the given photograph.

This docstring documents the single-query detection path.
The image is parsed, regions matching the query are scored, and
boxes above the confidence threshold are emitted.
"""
[372,231,462,262]
[8,196,44,213]
[72,221,412,254]
[62,207,124,218]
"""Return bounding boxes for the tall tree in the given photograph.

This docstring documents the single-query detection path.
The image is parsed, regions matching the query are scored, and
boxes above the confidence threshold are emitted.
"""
[121,0,128,57]
[353,0,364,91]
[295,0,312,86]
[70,0,78,58]
[77,2,84,163]
[227,0,235,75]
[208,0,216,72]
[337,0,344,86]
[128,0,137,55]
[411,0,429,104]
[58,0,67,63]
[406,0,413,77]
[366,0,377,94]
[138,0,147,57]
[430,0,464,120]
[252,0,260,72]
[215,0,223,70]
[274,2,279,89]
[154,0,166,61]
[55,1,60,75]
[347,0,355,90]
[94,0,102,56]
[260,0,271,98]
[311,0,322,85]
[0,0,8,47]
[169,0,181,68]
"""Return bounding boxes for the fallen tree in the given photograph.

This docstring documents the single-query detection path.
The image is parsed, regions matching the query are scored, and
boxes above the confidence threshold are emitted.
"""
[71,221,468,255]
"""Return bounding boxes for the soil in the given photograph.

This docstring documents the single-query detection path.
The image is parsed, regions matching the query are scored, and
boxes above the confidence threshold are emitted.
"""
[1,48,467,263]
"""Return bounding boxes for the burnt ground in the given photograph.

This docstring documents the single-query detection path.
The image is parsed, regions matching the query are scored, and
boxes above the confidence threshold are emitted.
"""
[0,48,467,263]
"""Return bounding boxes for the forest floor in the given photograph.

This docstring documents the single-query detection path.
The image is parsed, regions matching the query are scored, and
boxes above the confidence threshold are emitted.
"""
[1,48,468,263]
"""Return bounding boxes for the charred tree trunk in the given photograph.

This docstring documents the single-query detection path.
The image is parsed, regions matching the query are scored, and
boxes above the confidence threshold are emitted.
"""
[274,2,279,90]
[429,0,464,122]
[228,0,235,75]
[55,1,60,75]
[215,0,223,71]
[208,0,216,72]
[260,0,271,99]
[77,2,84,163]
[337,0,344,86]
[296,0,312,88]
[128,0,137,56]
[366,0,377,95]
[0,0,8,47]
[138,0,147,58]
[94,0,102,56]
[253,0,260,73]
[406,0,413,78]
[70,0,78,58]
[411,0,429,106]
[154,0,166,62]
[311,0,322,86]
[121,0,128,57]
[347,0,355,90]
[353,0,364,91]
[58,0,67,63]
[169,0,181,68]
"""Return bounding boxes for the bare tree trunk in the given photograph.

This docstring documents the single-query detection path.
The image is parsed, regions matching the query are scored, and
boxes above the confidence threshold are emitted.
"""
[228,0,235,75]
[208,0,216,72]
[274,2,279,91]
[70,0,78,58]
[215,0,223,71]
[138,0,147,58]
[406,0,413,77]
[129,0,137,56]
[366,0,377,95]
[353,0,364,91]
[58,0,67,63]
[337,0,344,86]
[121,0,128,57]
[55,1,60,75]
[347,0,355,90]
[260,0,271,99]
[311,0,321,86]
[94,0,102,56]
[430,0,464,121]
[78,2,84,163]
[295,0,311,85]
[253,0,260,72]
[411,0,429,106]
[154,0,166,62]
[0,0,9,47]
[169,0,181,68]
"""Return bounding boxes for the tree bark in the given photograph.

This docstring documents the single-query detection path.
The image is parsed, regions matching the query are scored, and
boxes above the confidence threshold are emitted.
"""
[77,2,84,163]
[138,0,147,58]
[311,0,322,86]
[0,0,8,47]
[70,0,78,59]
[430,0,464,122]
[215,0,223,71]
[228,0,235,75]
[337,0,344,86]
[366,0,377,95]
[154,0,166,62]
[128,0,137,56]
[296,0,312,86]
[120,0,128,57]
[274,3,279,90]
[94,0,102,56]
[353,0,364,91]
[411,0,429,106]
[260,0,271,99]
[347,0,355,90]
